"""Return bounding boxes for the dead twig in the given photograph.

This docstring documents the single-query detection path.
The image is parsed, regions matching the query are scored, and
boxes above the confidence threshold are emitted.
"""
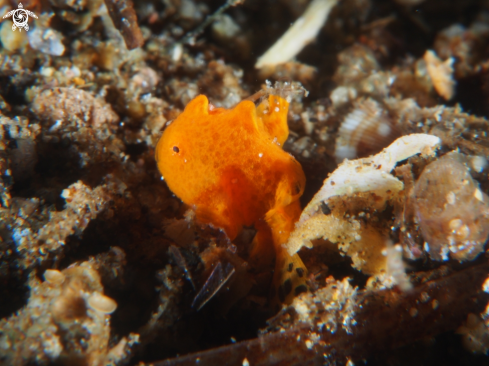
[155,262,489,365]
[103,0,144,50]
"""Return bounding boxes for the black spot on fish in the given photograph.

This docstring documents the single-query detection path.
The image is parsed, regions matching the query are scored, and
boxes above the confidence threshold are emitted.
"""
[284,279,292,296]
[173,146,180,153]
[296,267,304,278]
[287,263,293,272]
[294,284,308,296]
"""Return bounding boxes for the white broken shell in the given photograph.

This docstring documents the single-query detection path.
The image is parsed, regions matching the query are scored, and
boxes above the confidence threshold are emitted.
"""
[43,269,66,286]
[87,292,117,314]
[287,133,441,255]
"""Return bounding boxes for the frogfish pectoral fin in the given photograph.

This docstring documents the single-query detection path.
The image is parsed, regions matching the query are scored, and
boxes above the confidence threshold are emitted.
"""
[265,201,309,308]
[271,246,308,307]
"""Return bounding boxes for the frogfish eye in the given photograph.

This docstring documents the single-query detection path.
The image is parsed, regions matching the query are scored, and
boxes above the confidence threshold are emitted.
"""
[173,146,180,153]
[295,183,301,195]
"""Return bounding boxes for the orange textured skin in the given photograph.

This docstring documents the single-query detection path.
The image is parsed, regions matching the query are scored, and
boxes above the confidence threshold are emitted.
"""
[156,94,307,305]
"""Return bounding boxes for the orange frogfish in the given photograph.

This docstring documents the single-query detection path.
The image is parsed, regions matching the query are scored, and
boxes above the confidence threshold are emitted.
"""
[155,92,308,306]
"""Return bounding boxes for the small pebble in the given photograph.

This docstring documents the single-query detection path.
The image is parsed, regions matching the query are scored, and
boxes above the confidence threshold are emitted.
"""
[0,21,28,51]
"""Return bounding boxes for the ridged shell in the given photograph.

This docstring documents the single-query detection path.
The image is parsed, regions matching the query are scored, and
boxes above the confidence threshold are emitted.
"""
[414,152,489,261]
[335,98,401,163]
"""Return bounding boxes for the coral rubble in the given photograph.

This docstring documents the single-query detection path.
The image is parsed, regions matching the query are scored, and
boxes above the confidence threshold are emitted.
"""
[0,261,134,366]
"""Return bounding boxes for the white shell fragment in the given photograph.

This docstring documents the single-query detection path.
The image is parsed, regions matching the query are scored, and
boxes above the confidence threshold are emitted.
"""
[255,0,338,68]
[43,269,66,286]
[483,277,489,293]
[28,27,65,56]
[423,50,455,100]
[87,292,118,314]
[470,155,487,173]
[286,133,441,255]
[301,133,441,224]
